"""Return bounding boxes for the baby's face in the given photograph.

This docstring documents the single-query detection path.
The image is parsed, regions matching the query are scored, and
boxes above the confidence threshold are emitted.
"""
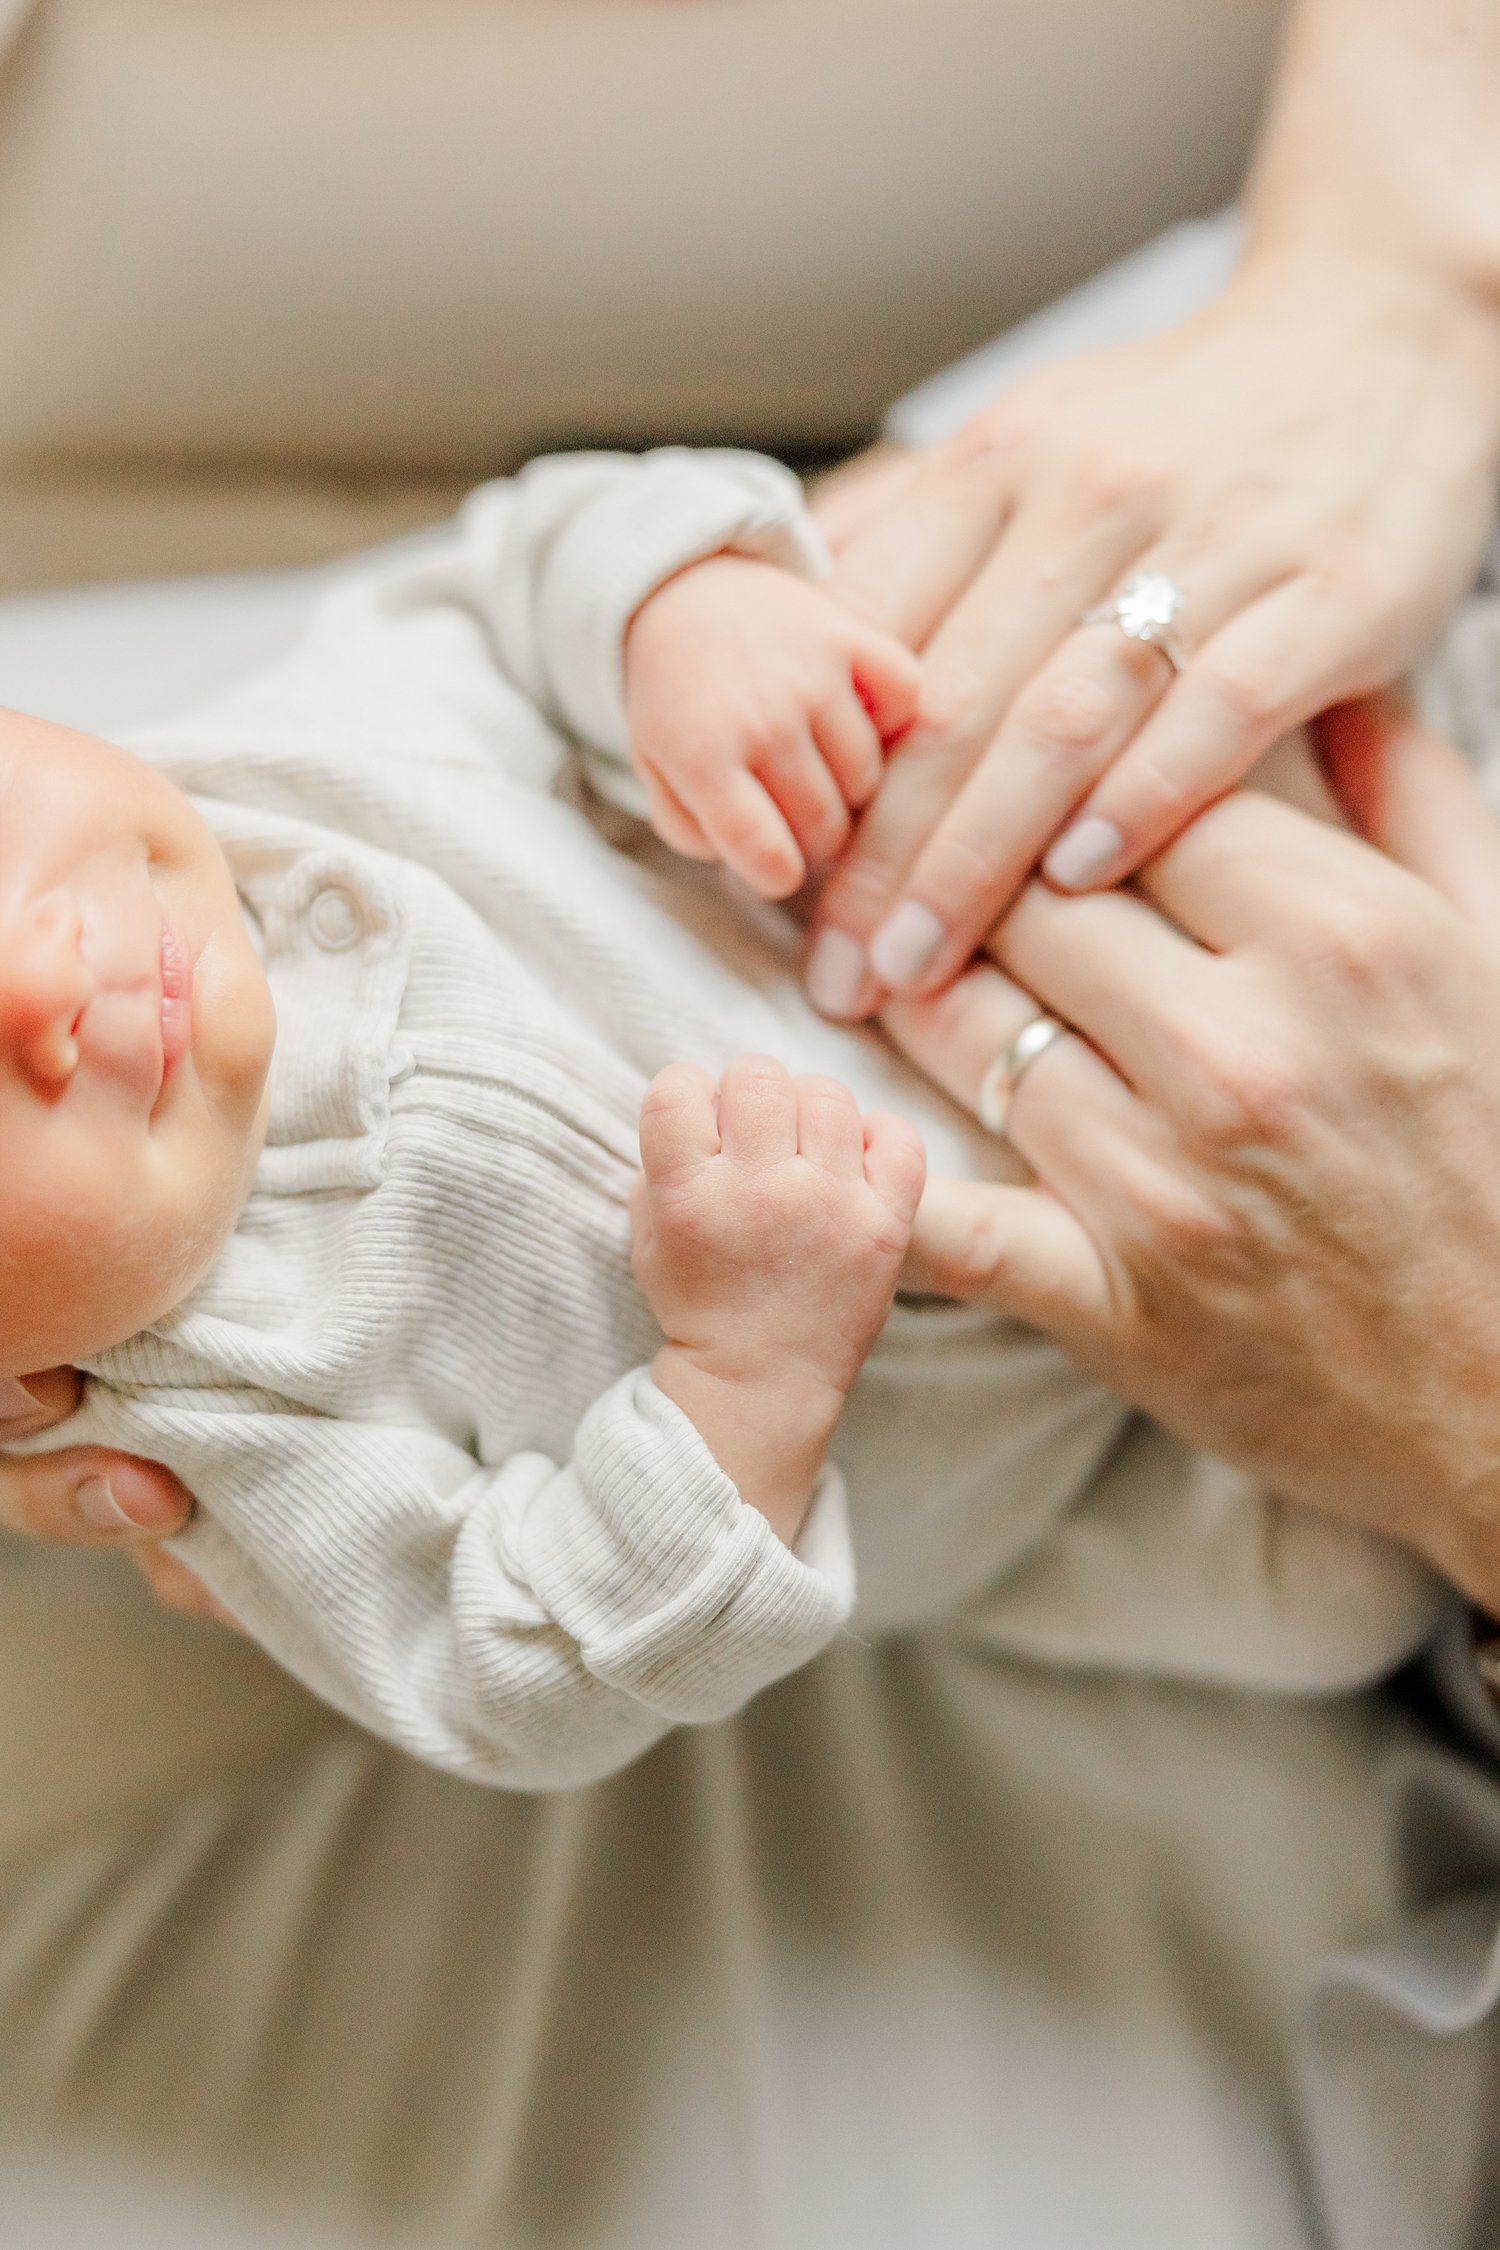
[0,710,274,1375]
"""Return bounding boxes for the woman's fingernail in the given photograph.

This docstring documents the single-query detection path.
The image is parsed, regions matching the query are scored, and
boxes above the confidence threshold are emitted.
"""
[806,928,869,1018]
[1044,816,1123,891]
[869,900,945,989]
[0,1376,42,1425]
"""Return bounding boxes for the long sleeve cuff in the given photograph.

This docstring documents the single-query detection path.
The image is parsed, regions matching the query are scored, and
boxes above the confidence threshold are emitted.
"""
[505,1369,855,1724]
[473,446,829,802]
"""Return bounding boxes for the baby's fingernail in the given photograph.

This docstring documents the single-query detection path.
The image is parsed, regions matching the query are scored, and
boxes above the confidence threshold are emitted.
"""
[0,1376,42,1425]
[806,928,869,1018]
[77,1469,184,1536]
[1045,816,1123,891]
[869,901,945,989]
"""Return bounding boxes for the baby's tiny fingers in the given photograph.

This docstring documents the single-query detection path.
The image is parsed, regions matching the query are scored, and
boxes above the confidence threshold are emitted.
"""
[717,1053,799,1167]
[697,771,807,900]
[794,1074,865,1178]
[638,764,715,861]
[639,1062,721,1184]
[813,691,884,810]
[755,728,852,871]
[862,1112,927,1227]
[849,623,923,739]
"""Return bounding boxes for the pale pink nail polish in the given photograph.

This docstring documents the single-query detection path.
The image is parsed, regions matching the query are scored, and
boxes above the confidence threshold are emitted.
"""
[806,928,869,1018]
[869,900,945,989]
[0,1376,41,1426]
[1044,816,1124,891]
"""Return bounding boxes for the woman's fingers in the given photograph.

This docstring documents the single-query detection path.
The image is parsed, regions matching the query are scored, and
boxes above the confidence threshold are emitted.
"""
[808,490,1163,1015]
[810,444,925,562]
[863,630,1172,993]
[0,1445,192,1546]
[821,437,1017,642]
[859,532,1309,992]
[1043,567,1381,891]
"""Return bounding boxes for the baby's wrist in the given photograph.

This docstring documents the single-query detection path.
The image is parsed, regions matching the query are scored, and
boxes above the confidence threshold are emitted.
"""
[651,1342,846,1546]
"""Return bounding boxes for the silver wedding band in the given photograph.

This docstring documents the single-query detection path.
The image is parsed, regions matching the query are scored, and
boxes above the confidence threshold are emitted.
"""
[1082,568,1187,674]
[976,1013,1068,1137]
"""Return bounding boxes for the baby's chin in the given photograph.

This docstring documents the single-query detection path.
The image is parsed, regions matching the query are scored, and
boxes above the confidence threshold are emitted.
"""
[0,1195,248,1375]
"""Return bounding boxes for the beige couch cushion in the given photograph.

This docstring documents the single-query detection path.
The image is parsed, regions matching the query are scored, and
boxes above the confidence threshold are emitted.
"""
[0,0,1279,479]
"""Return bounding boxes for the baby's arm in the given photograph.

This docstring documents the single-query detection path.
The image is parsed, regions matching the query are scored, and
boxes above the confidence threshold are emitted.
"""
[624,556,920,899]
[59,1064,921,1793]
[633,1055,925,1543]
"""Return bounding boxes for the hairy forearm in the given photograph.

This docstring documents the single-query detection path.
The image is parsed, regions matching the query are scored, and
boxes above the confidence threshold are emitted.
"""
[1247,0,1500,303]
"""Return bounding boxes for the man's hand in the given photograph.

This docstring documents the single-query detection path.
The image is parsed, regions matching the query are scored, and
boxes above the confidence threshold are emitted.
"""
[633,1055,924,1539]
[0,1368,233,1624]
[884,704,1500,1616]
[625,554,920,901]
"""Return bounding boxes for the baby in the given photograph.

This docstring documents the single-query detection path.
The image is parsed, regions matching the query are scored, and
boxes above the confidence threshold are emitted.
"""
[2,449,1442,1787]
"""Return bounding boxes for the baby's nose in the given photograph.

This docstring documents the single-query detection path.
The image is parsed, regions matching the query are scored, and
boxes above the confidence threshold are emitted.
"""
[0,893,95,1087]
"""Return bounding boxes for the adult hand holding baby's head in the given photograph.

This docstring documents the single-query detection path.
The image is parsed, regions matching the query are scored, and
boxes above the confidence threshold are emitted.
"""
[0,1370,235,1624]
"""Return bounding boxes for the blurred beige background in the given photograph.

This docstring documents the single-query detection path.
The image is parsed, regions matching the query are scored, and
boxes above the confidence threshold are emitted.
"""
[0,0,1284,591]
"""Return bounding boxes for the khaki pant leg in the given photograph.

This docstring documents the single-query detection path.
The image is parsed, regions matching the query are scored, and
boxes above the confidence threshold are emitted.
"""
[0,1602,1412,2250]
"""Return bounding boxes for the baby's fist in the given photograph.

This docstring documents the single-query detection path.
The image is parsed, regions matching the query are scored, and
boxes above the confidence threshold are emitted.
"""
[632,1056,925,1412]
[625,556,921,899]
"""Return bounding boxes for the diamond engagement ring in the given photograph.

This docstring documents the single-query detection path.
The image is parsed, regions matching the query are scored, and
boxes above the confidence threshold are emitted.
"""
[1082,569,1187,673]
[976,1014,1068,1137]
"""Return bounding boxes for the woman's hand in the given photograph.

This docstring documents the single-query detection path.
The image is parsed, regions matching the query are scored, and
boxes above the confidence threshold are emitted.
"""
[884,700,1500,1614]
[0,1372,231,1623]
[805,251,1500,1018]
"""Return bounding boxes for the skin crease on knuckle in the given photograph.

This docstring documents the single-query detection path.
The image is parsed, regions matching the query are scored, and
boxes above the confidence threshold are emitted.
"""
[1059,440,1173,530]
[1014,670,1118,773]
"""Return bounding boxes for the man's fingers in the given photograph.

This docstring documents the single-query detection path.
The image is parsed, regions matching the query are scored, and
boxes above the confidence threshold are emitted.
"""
[0,1446,192,1546]
[907,1176,1109,1335]
[1319,693,1500,944]
[990,882,1224,1102]
[129,1546,243,1630]
[1129,786,1400,952]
